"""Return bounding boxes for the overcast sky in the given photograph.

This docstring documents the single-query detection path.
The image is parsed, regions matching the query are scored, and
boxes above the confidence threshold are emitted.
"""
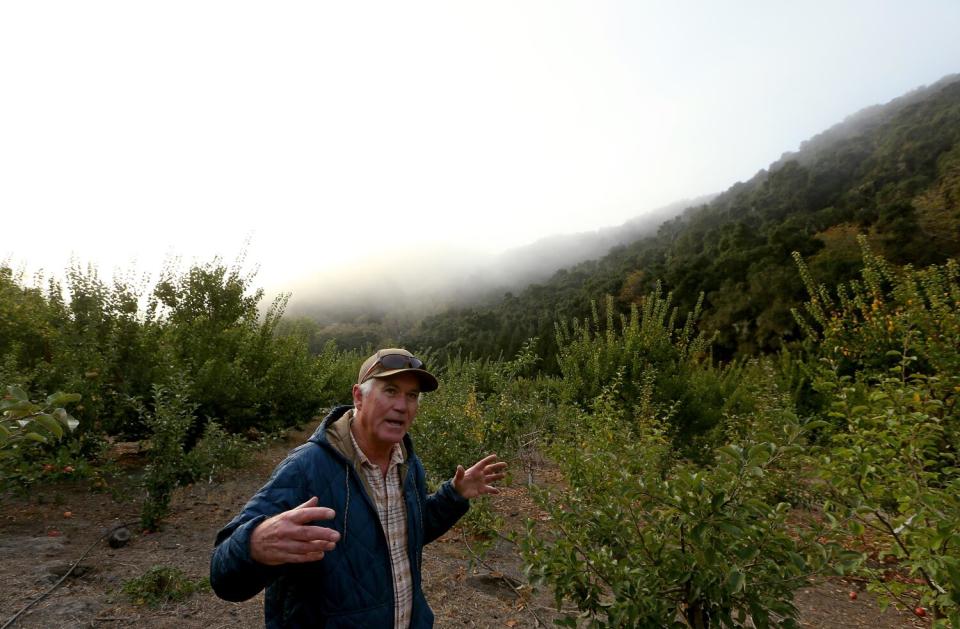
[2,1,959,295]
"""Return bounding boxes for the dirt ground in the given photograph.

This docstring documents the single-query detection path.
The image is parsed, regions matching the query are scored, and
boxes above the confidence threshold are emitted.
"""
[0,424,930,628]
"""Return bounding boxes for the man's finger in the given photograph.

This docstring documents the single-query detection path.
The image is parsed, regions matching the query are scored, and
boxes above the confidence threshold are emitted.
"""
[281,538,339,554]
[294,496,319,510]
[287,550,326,564]
[288,506,336,523]
[290,525,341,543]
[473,454,499,468]
[275,548,327,564]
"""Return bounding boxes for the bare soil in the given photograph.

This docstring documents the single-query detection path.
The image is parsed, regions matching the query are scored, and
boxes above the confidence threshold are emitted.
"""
[0,424,930,628]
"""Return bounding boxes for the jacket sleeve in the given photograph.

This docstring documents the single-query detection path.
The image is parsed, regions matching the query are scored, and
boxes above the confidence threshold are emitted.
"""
[419,462,470,545]
[209,453,309,601]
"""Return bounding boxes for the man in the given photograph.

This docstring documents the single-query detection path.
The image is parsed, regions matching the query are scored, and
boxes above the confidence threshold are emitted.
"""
[210,348,507,628]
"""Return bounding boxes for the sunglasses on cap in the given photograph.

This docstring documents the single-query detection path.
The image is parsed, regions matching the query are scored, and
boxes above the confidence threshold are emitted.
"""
[360,352,426,382]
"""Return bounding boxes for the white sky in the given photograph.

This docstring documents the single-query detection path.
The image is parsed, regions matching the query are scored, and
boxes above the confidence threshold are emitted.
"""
[2,1,959,295]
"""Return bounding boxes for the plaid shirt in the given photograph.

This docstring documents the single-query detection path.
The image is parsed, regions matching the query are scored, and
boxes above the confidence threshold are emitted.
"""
[350,429,412,629]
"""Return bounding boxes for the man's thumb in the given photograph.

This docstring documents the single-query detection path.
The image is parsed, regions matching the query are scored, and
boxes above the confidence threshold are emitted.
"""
[455,465,465,480]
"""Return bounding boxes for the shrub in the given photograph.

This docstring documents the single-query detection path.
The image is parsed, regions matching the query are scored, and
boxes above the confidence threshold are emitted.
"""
[139,378,196,530]
[182,419,255,484]
[554,291,736,461]
[794,238,960,624]
[413,340,549,473]
[122,565,209,607]
[816,366,960,626]
[139,375,261,530]
[523,376,846,628]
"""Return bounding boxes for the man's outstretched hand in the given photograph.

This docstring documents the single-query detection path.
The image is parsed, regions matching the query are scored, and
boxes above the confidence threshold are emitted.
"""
[250,497,340,566]
[453,454,508,499]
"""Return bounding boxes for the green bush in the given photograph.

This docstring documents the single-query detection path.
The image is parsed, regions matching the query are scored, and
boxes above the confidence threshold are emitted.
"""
[122,565,209,607]
[182,419,256,484]
[139,378,196,530]
[554,291,737,461]
[523,376,846,628]
[139,375,260,530]
[412,344,542,486]
[816,368,960,625]
[2,258,349,443]
[795,239,960,624]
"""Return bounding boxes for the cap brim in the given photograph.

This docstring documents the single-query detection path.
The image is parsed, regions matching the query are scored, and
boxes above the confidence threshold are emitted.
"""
[369,368,439,392]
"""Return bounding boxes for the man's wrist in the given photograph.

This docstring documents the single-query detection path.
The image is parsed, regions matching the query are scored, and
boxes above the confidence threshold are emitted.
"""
[447,478,469,502]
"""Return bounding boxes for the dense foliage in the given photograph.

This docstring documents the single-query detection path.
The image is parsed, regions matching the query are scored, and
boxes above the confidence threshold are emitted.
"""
[0,259,348,441]
[518,242,958,626]
[0,258,352,520]
[795,239,960,624]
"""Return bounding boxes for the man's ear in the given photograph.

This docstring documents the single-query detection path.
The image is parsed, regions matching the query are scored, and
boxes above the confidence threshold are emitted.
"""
[352,383,363,408]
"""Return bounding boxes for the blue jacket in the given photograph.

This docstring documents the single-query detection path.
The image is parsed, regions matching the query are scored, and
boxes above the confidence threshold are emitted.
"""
[210,405,469,627]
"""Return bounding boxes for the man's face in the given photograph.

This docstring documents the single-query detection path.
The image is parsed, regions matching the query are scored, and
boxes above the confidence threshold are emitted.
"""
[353,373,421,451]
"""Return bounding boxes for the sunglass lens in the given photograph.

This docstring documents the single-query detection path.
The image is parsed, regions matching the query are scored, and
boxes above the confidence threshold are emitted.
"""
[380,354,424,370]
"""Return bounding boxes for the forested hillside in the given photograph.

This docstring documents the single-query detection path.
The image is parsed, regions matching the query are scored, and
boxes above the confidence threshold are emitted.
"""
[409,74,960,363]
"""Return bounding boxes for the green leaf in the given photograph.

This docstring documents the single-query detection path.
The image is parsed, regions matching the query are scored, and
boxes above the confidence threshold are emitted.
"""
[747,443,773,465]
[33,414,64,440]
[711,492,726,510]
[24,432,47,443]
[1,401,41,417]
[45,392,81,407]
[787,551,806,571]
[717,445,743,461]
[724,568,745,594]
[5,386,29,402]
[53,408,79,431]
[718,522,744,537]
[734,545,760,562]
[691,523,708,545]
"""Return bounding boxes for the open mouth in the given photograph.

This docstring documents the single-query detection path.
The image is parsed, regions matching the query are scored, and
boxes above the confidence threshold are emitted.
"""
[385,418,405,428]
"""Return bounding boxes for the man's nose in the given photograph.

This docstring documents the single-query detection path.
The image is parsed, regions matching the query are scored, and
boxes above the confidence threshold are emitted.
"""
[392,395,411,413]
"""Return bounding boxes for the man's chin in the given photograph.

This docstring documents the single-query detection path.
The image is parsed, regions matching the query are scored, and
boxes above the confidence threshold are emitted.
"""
[379,426,407,442]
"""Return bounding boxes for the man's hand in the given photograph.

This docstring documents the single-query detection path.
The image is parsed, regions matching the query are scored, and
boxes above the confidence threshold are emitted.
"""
[250,497,340,566]
[453,454,508,499]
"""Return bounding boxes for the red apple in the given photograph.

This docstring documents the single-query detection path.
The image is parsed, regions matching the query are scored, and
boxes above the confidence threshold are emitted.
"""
[914,607,926,617]
[62,465,74,473]
[848,591,857,600]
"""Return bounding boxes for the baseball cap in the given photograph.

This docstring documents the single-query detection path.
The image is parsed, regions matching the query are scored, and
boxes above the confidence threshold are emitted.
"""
[357,348,439,392]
